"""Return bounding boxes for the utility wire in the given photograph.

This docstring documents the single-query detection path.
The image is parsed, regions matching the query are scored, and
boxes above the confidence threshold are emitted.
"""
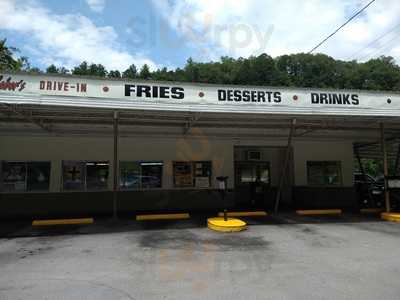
[358,32,400,61]
[347,22,400,60]
[308,0,377,54]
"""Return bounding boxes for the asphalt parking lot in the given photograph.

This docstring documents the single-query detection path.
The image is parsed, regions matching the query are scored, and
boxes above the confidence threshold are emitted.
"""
[0,214,400,300]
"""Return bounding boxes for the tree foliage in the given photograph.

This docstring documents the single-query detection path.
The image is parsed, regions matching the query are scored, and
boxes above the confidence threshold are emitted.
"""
[2,38,400,91]
[122,64,137,79]
[0,39,19,71]
[46,64,69,74]
[0,39,39,73]
[139,64,151,79]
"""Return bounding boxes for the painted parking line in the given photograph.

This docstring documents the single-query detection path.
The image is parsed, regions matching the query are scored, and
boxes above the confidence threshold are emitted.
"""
[136,213,190,221]
[296,209,342,216]
[32,218,94,226]
[381,212,400,223]
[217,211,267,217]
[360,208,385,214]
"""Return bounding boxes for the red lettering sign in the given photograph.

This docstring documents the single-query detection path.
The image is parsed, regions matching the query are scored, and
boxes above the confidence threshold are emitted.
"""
[39,80,86,93]
[0,75,26,92]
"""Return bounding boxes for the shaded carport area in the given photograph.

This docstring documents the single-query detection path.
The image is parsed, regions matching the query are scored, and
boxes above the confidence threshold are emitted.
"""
[355,137,400,211]
[1,102,400,219]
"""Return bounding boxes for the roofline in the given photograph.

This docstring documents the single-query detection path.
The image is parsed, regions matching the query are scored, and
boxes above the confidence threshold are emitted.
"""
[3,70,400,96]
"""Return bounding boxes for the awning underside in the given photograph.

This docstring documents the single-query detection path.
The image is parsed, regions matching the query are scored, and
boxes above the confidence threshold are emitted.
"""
[1,103,400,142]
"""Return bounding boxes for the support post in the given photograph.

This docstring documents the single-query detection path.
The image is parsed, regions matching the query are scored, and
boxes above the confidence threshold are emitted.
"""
[274,119,296,214]
[394,143,400,176]
[113,111,119,219]
[355,148,366,176]
[381,123,390,213]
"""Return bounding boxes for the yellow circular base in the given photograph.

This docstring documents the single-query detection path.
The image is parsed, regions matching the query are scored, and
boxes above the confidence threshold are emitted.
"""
[207,217,247,232]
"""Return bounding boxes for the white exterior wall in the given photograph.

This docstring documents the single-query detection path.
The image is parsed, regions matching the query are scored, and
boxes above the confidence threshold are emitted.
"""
[0,136,355,191]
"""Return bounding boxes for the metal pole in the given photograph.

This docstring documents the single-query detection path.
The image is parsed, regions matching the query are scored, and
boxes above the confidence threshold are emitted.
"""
[381,123,390,213]
[113,111,119,219]
[274,119,296,214]
[355,148,366,176]
[394,143,400,176]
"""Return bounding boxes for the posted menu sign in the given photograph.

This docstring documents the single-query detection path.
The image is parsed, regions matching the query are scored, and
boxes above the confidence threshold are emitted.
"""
[1,73,399,117]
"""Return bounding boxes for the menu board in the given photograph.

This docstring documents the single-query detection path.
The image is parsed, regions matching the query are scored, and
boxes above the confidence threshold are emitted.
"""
[173,162,193,187]
[173,161,212,188]
[195,177,210,188]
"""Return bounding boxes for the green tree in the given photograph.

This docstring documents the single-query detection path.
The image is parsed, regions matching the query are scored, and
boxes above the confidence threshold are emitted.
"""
[88,63,107,77]
[46,64,69,74]
[139,64,151,79]
[0,39,19,71]
[108,70,121,78]
[72,62,107,77]
[46,64,58,73]
[72,61,89,75]
[122,64,137,79]
[184,58,200,82]
[360,56,400,91]
[152,67,174,81]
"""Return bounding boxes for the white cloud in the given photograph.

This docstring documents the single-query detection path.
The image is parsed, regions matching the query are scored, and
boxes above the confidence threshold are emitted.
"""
[0,0,156,71]
[85,0,105,13]
[151,0,400,62]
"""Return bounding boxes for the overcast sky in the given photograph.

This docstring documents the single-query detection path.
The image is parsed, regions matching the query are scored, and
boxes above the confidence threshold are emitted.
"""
[1,0,400,71]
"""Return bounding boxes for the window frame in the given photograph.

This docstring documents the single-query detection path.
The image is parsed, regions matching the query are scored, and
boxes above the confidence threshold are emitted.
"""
[119,161,163,190]
[307,161,343,186]
[62,160,110,192]
[1,160,51,193]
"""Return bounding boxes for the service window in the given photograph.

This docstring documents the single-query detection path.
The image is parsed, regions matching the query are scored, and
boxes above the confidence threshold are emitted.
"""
[62,161,109,191]
[236,162,270,185]
[1,161,51,192]
[141,162,163,188]
[27,162,52,191]
[86,162,109,190]
[307,161,342,186]
[62,161,85,191]
[120,161,163,190]
[120,162,140,190]
[173,161,212,188]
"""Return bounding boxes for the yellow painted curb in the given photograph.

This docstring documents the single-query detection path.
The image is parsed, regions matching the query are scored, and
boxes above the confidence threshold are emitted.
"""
[296,209,342,216]
[218,211,267,217]
[136,213,190,221]
[360,208,385,214]
[32,218,94,226]
[207,217,247,232]
[381,212,400,223]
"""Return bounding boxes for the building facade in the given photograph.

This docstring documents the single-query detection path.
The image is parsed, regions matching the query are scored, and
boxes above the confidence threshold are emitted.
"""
[0,72,399,218]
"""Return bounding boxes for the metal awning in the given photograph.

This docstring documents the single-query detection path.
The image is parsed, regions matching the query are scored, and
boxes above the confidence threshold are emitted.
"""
[1,103,400,142]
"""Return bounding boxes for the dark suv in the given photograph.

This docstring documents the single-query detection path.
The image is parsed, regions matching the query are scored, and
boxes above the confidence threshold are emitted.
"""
[354,173,384,208]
